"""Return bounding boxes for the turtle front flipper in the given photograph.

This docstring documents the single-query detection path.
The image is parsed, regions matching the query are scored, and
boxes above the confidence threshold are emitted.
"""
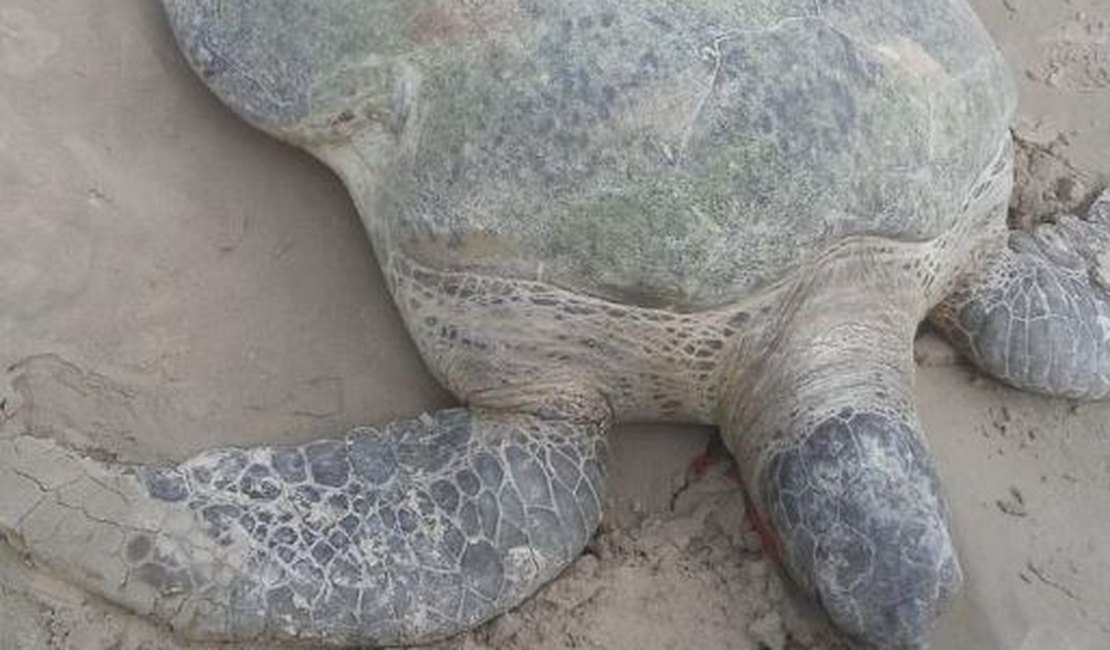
[0,407,608,646]
[722,270,960,648]
[931,190,1110,399]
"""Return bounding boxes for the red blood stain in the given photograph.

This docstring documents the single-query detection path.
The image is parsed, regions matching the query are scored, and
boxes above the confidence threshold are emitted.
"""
[742,488,784,563]
[689,450,714,478]
[695,455,785,564]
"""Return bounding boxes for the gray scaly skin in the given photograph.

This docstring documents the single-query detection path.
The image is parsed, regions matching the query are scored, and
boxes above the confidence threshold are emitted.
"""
[933,190,1110,400]
[4,1,1110,649]
[0,408,607,645]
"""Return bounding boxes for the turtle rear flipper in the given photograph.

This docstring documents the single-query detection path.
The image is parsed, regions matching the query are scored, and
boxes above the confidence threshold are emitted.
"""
[163,0,420,146]
[932,189,1110,399]
[0,408,608,645]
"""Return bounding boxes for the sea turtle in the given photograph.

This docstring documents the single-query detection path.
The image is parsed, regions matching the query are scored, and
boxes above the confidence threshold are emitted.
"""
[3,0,1109,648]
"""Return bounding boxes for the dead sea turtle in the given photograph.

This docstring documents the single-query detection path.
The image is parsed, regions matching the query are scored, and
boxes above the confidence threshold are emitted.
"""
[4,0,1110,648]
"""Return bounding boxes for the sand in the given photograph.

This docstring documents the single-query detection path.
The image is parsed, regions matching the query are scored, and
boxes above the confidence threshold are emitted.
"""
[1,1,1108,648]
